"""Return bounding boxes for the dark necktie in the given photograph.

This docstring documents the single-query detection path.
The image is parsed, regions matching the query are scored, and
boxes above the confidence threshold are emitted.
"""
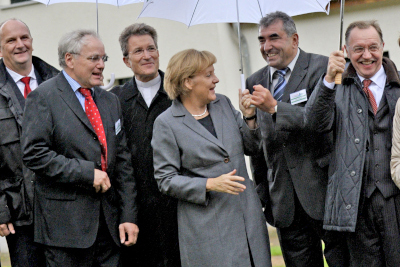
[362,79,378,115]
[20,77,31,98]
[273,68,289,102]
[78,88,108,171]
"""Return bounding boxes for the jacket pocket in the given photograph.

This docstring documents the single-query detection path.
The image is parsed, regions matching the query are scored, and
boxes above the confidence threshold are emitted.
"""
[43,184,76,200]
[0,108,19,145]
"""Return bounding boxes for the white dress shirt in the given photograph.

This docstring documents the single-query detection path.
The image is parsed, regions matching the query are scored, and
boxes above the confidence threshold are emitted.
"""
[6,65,38,96]
[136,75,161,107]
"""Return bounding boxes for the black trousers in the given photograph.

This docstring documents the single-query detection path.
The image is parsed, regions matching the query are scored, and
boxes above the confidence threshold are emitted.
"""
[6,224,45,267]
[277,196,350,267]
[44,213,120,267]
[346,190,400,267]
[120,198,180,267]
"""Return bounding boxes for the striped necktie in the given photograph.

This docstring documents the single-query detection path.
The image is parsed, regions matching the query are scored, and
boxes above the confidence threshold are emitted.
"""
[362,79,378,115]
[273,68,289,102]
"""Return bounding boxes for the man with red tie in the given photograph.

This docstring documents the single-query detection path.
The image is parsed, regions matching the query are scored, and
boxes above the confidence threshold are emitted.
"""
[305,20,400,266]
[0,18,58,267]
[21,29,138,266]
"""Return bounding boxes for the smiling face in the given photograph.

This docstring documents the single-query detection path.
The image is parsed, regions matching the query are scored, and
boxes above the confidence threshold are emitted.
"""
[258,20,298,70]
[65,36,105,88]
[345,26,384,79]
[123,34,159,82]
[0,20,33,73]
[186,65,219,106]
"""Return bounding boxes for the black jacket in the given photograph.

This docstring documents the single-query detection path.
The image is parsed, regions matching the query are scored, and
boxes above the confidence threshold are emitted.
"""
[111,71,173,207]
[0,56,58,226]
[305,57,400,232]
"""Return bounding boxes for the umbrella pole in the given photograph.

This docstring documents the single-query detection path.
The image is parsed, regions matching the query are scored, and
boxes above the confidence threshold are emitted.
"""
[236,0,246,91]
[96,0,99,34]
[335,0,345,84]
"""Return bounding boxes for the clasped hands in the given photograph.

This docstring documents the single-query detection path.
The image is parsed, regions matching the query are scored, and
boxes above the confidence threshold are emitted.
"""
[240,86,277,114]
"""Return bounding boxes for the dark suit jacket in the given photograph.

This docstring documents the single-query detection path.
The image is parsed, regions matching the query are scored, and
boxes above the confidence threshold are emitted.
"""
[21,72,137,248]
[247,49,332,228]
[111,71,172,207]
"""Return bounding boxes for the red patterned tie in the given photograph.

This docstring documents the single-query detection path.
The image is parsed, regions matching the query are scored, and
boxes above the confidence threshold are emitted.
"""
[78,88,107,171]
[362,79,378,115]
[20,77,31,98]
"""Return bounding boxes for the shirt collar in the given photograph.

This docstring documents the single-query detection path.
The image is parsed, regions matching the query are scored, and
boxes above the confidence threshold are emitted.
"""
[269,48,300,80]
[357,65,386,89]
[6,64,36,83]
[135,74,161,88]
[62,70,94,94]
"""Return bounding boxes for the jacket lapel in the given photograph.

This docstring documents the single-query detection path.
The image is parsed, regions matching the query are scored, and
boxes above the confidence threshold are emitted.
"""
[281,49,308,103]
[172,99,226,152]
[57,73,96,135]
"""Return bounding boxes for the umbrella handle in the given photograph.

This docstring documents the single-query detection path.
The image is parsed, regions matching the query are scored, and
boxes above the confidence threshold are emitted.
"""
[335,73,342,85]
[100,73,115,90]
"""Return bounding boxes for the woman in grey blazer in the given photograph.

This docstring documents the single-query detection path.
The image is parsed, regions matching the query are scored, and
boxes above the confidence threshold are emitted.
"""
[151,49,271,267]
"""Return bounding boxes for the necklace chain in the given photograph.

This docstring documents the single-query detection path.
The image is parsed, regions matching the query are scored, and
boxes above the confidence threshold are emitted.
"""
[192,106,207,117]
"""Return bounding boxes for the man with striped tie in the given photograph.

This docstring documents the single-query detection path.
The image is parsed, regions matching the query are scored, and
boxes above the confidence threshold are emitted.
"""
[0,18,58,267]
[244,11,349,267]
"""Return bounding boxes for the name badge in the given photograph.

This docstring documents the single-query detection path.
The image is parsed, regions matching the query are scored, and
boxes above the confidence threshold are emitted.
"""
[115,119,121,135]
[290,89,308,105]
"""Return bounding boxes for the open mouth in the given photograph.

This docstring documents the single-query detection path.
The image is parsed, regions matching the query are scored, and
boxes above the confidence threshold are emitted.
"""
[360,60,375,65]
[14,50,28,55]
[92,72,103,79]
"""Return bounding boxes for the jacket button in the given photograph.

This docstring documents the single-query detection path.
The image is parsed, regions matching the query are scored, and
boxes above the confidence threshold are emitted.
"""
[93,136,97,140]
[354,138,360,144]
[97,161,101,167]
[375,180,380,184]
[346,204,351,210]
[357,109,362,114]
[283,143,286,148]
[224,157,230,163]
[350,171,356,177]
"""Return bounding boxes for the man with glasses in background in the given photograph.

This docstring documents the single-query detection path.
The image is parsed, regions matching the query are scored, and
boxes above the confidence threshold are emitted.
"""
[111,23,180,267]
[305,20,400,265]
[21,29,139,266]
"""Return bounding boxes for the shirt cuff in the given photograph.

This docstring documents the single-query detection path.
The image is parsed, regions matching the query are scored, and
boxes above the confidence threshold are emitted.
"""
[323,78,335,89]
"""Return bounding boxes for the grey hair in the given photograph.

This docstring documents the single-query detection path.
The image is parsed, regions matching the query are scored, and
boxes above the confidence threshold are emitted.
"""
[119,23,158,57]
[259,11,297,37]
[58,29,100,68]
[345,20,383,46]
[0,18,31,43]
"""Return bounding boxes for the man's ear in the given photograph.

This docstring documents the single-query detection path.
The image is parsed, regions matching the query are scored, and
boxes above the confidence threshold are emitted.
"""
[123,57,131,69]
[65,53,74,69]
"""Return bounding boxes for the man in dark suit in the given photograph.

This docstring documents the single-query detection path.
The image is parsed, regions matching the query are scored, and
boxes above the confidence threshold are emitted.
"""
[0,18,58,267]
[245,11,348,267]
[111,23,180,267]
[21,29,138,266]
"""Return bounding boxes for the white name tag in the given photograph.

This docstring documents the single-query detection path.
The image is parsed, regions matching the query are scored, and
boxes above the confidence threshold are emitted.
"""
[115,119,121,135]
[290,89,308,105]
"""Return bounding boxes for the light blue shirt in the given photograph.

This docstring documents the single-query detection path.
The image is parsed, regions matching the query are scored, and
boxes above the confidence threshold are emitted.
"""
[62,70,94,111]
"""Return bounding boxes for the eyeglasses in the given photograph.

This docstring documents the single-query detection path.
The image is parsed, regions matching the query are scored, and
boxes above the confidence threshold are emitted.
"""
[350,44,382,54]
[71,53,108,63]
[128,46,157,57]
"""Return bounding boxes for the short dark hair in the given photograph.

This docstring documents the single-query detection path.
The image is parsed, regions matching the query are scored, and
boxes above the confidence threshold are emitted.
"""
[345,20,383,46]
[119,23,158,57]
[259,11,297,37]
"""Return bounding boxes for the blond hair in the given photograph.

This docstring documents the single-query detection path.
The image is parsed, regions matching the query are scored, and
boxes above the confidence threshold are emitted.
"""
[164,49,217,100]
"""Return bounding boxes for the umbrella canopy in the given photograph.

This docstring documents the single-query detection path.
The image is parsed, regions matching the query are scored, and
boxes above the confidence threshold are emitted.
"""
[34,0,141,6]
[138,0,330,26]
[138,0,330,90]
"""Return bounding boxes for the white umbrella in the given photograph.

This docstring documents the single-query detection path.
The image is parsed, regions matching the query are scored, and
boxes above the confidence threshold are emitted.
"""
[138,0,330,90]
[34,0,144,34]
[33,0,143,89]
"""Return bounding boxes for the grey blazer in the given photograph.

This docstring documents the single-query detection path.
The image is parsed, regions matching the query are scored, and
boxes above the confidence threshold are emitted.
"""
[247,49,332,227]
[152,94,271,267]
[21,73,137,248]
